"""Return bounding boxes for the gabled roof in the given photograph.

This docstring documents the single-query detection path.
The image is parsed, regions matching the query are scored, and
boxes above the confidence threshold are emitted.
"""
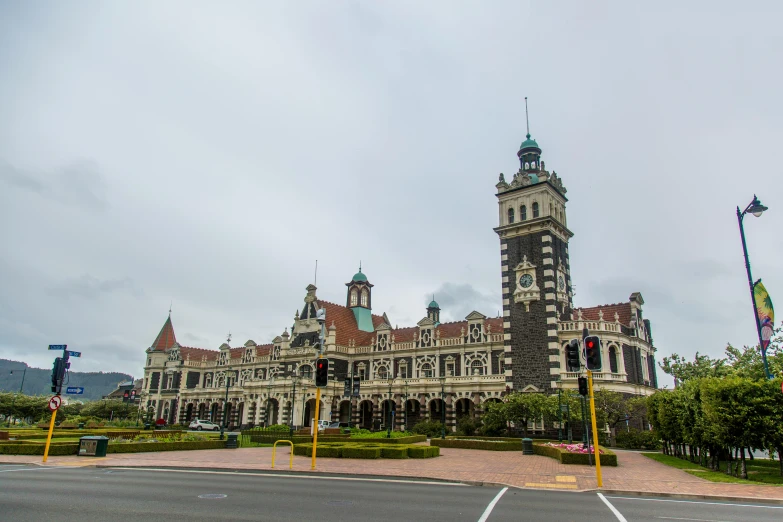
[151,315,177,351]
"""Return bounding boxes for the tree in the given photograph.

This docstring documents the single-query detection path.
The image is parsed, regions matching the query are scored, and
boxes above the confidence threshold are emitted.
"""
[764,377,783,477]
[504,392,548,437]
[725,326,783,380]
[659,352,729,385]
[480,401,507,436]
[80,400,135,420]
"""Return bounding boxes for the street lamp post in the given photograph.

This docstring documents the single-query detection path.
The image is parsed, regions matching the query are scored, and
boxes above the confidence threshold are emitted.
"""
[403,382,409,432]
[7,367,27,427]
[266,375,275,427]
[386,377,394,439]
[290,374,300,430]
[219,369,236,440]
[439,375,446,439]
[301,381,308,429]
[736,195,772,380]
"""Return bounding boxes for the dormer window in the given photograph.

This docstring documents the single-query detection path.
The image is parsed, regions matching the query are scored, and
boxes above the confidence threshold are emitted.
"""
[507,208,515,224]
[350,290,358,307]
[532,202,539,218]
[520,205,527,221]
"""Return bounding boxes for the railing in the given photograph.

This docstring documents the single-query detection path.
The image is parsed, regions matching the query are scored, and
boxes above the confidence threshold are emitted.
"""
[561,372,626,381]
[558,321,620,333]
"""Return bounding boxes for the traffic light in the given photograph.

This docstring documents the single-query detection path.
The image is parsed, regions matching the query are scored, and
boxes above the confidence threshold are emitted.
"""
[578,376,588,396]
[584,335,602,370]
[565,339,581,372]
[51,357,63,393]
[315,358,329,387]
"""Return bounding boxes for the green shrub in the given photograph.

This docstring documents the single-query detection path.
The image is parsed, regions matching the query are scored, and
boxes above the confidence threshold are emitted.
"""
[615,429,661,450]
[380,446,409,459]
[455,416,480,436]
[533,443,617,466]
[348,435,426,445]
[341,446,381,459]
[350,430,412,439]
[430,438,522,451]
[0,443,79,455]
[106,441,226,453]
[408,446,439,458]
[411,421,445,438]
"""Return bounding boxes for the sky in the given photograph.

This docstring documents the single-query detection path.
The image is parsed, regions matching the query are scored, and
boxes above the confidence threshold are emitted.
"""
[1,2,781,390]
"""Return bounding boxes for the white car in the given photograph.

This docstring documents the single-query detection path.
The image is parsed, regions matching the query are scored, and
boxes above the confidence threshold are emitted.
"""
[317,420,330,431]
[189,419,220,431]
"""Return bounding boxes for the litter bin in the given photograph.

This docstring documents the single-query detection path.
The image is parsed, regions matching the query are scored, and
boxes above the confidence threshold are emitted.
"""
[144,423,151,430]
[226,434,238,449]
[79,436,109,457]
[522,438,534,455]
[78,422,85,430]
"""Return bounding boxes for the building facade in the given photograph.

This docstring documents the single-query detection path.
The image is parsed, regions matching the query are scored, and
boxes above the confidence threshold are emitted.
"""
[140,131,658,431]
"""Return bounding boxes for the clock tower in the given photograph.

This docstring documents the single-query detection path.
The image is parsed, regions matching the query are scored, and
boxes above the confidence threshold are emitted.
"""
[494,125,573,393]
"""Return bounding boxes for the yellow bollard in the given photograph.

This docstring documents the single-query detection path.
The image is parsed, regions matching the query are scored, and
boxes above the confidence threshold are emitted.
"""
[272,440,294,469]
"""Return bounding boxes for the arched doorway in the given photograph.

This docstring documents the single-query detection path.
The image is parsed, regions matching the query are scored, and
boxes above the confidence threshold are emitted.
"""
[210,402,219,422]
[339,400,351,423]
[359,400,373,429]
[429,398,445,423]
[266,398,279,426]
[405,399,421,429]
[381,399,396,430]
[185,403,194,423]
[197,403,206,420]
[235,402,244,429]
[224,402,233,429]
[455,398,474,418]
[304,400,313,427]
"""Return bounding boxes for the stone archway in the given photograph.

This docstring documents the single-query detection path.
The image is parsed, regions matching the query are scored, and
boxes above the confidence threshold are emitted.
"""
[197,403,206,420]
[339,400,351,424]
[455,397,474,418]
[266,398,279,426]
[359,400,373,429]
[429,398,445,423]
[185,403,194,423]
[381,399,396,431]
[405,399,421,429]
[210,402,219,422]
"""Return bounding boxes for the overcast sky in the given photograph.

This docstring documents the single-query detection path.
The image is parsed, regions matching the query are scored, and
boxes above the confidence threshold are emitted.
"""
[1,2,781,390]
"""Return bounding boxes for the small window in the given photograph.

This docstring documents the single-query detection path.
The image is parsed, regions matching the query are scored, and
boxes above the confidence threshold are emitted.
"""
[471,360,484,376]
[507,208,515,224]
[446,362,455,377]
[421,363,433,378]
[399,363,408,379]
[361,289,368,307]
[531,161,536,169]
[532,202,539,218]
[300,365,312,379]
[520,205,527,221]
[350,290,358,306]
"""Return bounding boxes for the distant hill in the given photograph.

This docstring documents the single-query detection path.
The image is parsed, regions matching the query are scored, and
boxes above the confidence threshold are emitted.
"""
[0,359,132,401]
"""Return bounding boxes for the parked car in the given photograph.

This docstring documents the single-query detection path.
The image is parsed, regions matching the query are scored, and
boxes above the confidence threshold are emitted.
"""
[328,422,352,429]
[189,419,220,431]
[317,420,331,431]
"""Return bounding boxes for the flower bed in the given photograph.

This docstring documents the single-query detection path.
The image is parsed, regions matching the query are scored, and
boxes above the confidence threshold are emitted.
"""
[292,442,439,459]
[534,442,617,466]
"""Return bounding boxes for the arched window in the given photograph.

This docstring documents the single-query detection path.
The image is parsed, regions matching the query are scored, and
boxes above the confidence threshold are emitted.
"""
[361,289,368,307]
[300,365,312,379]
[350,289,358,306]
[532,202,539,218]
[609,346,619,373]
[421,363,433,378]
[524,162,529,169]
[376,365,388,380]
[531,161,536,169]
[471,360,484,376]
[507,208,515,224]
[520,205,527,221]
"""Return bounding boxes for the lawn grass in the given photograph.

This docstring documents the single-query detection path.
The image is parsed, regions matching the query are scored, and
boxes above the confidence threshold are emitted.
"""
[642,452,783,485]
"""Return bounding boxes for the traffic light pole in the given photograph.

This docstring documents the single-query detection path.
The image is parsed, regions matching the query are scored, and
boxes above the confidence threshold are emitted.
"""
[311,309,327,470]
[42,405,58,463]
[587,370,603,487]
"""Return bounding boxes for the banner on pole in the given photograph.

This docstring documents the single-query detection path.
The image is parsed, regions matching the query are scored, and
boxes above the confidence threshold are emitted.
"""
[754,281,775,354]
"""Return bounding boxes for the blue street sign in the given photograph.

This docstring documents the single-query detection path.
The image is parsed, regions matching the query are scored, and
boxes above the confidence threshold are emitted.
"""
[66,387,84,395]
[48,344,68,350]
[67,351,81,358]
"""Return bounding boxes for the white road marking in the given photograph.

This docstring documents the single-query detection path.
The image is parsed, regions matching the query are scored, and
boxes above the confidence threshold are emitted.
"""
[598,492,628,522]
[605,496,783,510]
[0,467,61,473]
[477,486,508,522]
[108,467,467,487]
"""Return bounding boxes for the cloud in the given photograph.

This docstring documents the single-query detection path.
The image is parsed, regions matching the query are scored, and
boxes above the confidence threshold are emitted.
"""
[427,282,501,323]
[46,275,143,300]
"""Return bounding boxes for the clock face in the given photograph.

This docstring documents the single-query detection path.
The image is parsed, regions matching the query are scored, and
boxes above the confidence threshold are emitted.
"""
[519,273,533,289]
[558,275,565,290]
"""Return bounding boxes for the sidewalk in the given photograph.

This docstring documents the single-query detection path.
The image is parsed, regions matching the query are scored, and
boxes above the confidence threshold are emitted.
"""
[3,447,782,502]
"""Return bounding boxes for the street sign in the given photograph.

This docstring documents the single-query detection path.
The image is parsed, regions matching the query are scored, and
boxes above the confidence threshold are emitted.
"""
[66,387,84,395]
[344,377,351,397]
[48,344,67,350]
[67,351,81,358]
[48,396,62,411]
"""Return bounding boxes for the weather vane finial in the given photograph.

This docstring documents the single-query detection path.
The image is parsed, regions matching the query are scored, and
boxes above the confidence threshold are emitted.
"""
[525,96,531,139]
[359,260,362,272]
[227,331,232,344]
[169,301,172,317]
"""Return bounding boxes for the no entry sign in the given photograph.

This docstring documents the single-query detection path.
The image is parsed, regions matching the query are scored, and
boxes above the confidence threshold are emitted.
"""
[48,396,62,412]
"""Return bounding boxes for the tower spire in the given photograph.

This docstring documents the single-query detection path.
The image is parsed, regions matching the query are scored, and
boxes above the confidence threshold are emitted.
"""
[525,96,530,139]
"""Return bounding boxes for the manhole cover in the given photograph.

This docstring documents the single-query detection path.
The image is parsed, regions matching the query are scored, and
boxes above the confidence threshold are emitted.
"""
[198,494,228,499]
[326,500,353,507]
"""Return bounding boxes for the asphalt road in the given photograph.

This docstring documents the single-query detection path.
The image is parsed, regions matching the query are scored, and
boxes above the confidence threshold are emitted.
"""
[1,464,781,522]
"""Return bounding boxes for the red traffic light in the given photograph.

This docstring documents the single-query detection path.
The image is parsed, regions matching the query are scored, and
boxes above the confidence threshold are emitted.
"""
[586,340,595,349]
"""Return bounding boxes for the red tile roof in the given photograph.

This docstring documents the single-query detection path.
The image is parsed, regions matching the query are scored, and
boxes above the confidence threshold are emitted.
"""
[151,315,177,351]
[578,303,633,326]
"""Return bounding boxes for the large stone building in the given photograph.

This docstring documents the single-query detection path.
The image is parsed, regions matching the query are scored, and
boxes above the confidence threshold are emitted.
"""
[140,130,658,431]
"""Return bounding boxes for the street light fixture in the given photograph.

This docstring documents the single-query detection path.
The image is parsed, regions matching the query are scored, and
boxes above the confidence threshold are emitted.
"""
[439,375,447,439]
[736,194,773,380]
[7,367,28,427]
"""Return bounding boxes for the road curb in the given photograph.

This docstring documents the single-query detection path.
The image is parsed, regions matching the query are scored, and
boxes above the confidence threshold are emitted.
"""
[598,489,783,505]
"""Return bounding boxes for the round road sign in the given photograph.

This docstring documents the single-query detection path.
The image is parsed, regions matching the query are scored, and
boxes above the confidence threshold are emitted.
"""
[48,395,62,412]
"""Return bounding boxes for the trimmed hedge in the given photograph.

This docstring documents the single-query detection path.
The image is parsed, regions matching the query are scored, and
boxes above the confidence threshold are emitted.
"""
[0,443,79,455]
[408,446,439,458]
[533,443,617,466]
[380,446,409,459]
[348,435,427,444]
[106,441,226,453]
[431,439,522,451]
[341,446,381,459]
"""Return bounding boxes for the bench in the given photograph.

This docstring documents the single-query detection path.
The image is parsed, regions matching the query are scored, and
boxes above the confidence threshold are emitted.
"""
[0,431,9,441]
[105,431,140,440]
